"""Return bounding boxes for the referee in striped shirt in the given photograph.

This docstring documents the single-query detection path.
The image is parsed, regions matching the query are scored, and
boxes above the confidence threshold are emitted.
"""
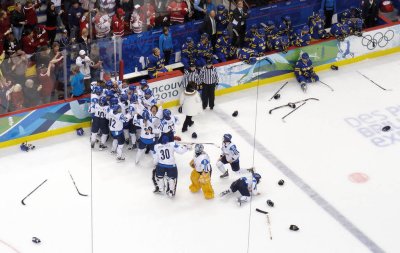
[199,59,219,110]
[182,62,201,89]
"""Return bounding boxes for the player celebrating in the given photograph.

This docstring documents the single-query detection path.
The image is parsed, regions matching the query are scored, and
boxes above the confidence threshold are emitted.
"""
[108,104,132,161]
[152,135,190,197]
[135,110,159,164]
[220,173,261,206]
[189,144,214,199]
[294,52,319,92]
[158,109,178,142]
[217,133,241,178]
[90,96,110,150]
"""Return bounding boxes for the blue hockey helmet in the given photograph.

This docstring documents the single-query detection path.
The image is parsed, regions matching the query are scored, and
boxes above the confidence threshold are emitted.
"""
[248,57,257,65]
[217,4,225,11]
[142,110,151,120]
[106,80,113,88]
[201,33,209,40]
[163,109,171,120]
[160,135,169,144]
[91,97,99,104]
[99,96,108,106]
[302,25,309,32]
[130,94,138,103]
[144,88,153,97]
[129,84,136,91]
[223,133,232,142]
[253,173,261,184]
[94,86,103,95]
[76,128,84,136]
[267,20,275,26]
[186,37,194,43]
[139,79,148,86]
[110,97,119,105]
[283,15,291,22]
[257,28,265,36]
[120,93,128,102]
[105,89,115,97]
[250,24,257,30]
[301,52,309,60]
[111,104,121,114]
[222,30,229,37]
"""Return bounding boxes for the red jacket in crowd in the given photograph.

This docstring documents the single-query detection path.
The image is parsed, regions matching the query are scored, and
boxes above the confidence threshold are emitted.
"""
[39,68,54,97]
[140,3,156,28]
[112,13,125,36]
[167,1,188,24]
[35,26,48,47]
[10,90,24,111]
[23,1,40,27]
[21,35,40,54]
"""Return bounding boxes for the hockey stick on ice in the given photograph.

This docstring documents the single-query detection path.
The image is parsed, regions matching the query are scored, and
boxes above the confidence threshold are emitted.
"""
[269,98,319,114]
[268,81,289,101]
[318,80,334,92]
[21,179,48,205]
[256,208,273,240]
[68,171,88,197]
[282,101,307,122]
[357,71,392,91]
[177,142,221,149]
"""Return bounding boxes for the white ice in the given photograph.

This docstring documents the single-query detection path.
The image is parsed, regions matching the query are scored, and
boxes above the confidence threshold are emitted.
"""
[1,53,399,253]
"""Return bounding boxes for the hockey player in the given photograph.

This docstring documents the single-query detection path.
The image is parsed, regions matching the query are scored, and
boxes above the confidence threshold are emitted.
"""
[90,96,110,150]
[309,15,330,40]
[195,33,216,68]
[135,110,159,164]
[158,109,178,142]
[147,47,167,79]
[330,22,350,41]
[188,144,214,199]
[215,4,229,36]
[137,79,149,99]
[294,52,319,92]
[236,48,257,65]
[217,134,241,178]
[215,30,234,63]
[278,16,294,40]
[254,28,266,56]
[220,173,261,206]
[142,89,157,109]
[152,135,190,197]
[181,37,196,70]
[271,34,290,53]
[127,94,145,150]
[108,104,132,161]
[264,20,279,51]
[294,25,311,47]
[244,24,258,48]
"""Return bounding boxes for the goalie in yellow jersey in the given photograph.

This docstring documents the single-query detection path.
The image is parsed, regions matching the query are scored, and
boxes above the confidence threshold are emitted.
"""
[189,144,214,199]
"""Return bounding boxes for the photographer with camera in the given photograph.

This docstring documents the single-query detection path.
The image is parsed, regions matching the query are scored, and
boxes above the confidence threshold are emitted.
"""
[75,49,93,93]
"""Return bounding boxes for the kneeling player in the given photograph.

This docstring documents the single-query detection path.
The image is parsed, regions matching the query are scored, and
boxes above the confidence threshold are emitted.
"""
[189,144,214,199]
[220,173,261,206]
[294,52,319,92]
[152,136,190,197]
[135,110,159,164]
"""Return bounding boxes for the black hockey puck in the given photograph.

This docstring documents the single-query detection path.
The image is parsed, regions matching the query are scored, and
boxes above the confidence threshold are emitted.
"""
[289,225,299,231]
[32,237,41,244]
[273,93,281,100]
[266,199,274,207]
[382,126,391,132]
[192,132,197,139]
[278,179,285,186]
[288,103,296,109]
[330,65,339,70]
[232,110,238,117]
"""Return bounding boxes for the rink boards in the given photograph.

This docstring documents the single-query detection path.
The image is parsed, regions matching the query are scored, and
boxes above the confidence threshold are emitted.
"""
[1,22,400,148]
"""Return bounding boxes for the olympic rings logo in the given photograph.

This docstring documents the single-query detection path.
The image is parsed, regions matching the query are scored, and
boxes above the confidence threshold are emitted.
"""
[361,30,394,50]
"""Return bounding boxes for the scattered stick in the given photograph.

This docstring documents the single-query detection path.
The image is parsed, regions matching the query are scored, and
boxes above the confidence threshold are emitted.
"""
[357,71,392,91]
[68,171,88,197]
[282,101,306,122]
[318,80,334,92]
[21,179,48,205]
[269,98,319,114]
[256,208,273,240]
[177,142,220,148]
[268,81,289,101]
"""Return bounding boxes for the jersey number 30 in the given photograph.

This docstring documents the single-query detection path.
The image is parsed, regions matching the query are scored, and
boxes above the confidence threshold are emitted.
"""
[160,149,170,160]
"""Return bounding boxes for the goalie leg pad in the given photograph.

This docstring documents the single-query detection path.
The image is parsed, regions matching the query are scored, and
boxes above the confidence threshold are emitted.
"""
[200,173,214,199]
[189,170,201,193]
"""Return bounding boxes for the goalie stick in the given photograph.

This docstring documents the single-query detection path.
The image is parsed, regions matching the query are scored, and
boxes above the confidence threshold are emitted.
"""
[256,208,273,240]
[357,71,392,91]
[269,98,319,114]
[268,81,289,101]
[68,171,88,197]
[21,179,48,205]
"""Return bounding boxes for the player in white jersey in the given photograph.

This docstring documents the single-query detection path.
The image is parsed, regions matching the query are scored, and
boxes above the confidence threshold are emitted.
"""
[158,109,179,142]
[89,86,103,114]
[137,79,148,99]
[118,93,131,143]
[127,94,145,150]
[217,133,244,178]
[108,104,132,161]
[189,144,214,199]
[90,96,110,150]
[134,110,160,164]
[220,173,261,206]
[142,88,157,109]
[152,135,190,197]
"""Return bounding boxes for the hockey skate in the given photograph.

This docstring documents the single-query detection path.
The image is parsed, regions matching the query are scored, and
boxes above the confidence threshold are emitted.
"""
[128,143,137,150]
[99,144,107,151]
[117,156,125,161]
[91,142,95,149]
[219,189,231,197]
[301,83,307,93]
[166,190,175,198]
[247,167,255,174]
[220,170,229,178]
[153,186,163,194]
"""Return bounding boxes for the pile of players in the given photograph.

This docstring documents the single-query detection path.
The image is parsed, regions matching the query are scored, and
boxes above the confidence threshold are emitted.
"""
[89,80,261,204]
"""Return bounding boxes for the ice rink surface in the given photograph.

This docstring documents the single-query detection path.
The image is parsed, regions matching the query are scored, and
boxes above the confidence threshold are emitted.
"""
[1,53,399,253]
